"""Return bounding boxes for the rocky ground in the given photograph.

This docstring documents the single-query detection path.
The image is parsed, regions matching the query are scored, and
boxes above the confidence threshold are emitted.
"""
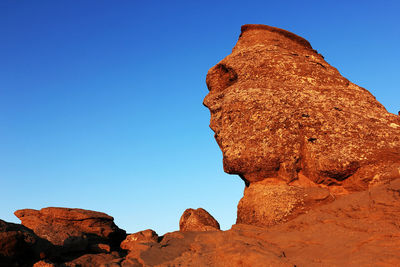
[1,24,399,266]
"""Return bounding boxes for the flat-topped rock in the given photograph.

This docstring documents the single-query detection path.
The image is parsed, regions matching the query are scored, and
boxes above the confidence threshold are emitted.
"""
[15,207,126,254]
[204,24,400,191]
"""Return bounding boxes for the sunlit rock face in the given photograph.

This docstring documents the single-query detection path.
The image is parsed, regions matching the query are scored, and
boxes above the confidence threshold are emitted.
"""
[204,24,400,191]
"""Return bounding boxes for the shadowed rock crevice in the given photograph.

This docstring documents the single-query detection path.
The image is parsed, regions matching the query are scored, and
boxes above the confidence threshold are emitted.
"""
[206,63,238,92]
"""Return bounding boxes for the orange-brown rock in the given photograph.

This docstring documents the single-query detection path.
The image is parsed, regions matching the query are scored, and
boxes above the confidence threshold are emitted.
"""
[113,179,400,266]
[32,260,56,267]
[14,207,126,254]
[179,208,220,232]
[90,243,111,253]
[204,24,400,190]
[0,219,51,267]
[3,175,400,266]
[121,229,158,251]
[62,252,123,267]
[237,178,334,227]
[120,229,159,264]
[2,24,399,267]
[204,24,400,227]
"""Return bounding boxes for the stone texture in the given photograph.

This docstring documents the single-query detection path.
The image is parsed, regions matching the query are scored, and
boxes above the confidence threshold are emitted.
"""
[62,252,123,267]
[14,207,126,254]
[120,229,159,265]
[179,208,220,232]
[1,24,400,267]
[121,229,158,251]
[117,179,400,266]
[237,177,333,227]
[204,24,400,227]
[3,175,400,266]
[204,24,400,191]
[0,219,51,267]
[33,260,56,267]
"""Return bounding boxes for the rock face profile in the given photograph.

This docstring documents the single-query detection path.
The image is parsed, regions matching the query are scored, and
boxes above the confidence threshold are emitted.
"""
[2,24,400,266]
[204,24,400,190]
[204,24,400,227]
[179,208,220,232]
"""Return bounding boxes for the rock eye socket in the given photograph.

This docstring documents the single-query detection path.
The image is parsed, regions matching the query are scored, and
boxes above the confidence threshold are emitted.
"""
[206,63,238,92]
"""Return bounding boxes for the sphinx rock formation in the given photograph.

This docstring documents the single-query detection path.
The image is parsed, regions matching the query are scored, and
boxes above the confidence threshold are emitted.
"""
[204,24,400,226]
[1,25,400,267]
[0,219,52,266]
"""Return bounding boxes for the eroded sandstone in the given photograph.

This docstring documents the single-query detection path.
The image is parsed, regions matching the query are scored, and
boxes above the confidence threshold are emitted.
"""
[179,208,220,232]
[2,24,399,267]
[204,24,400,190]
[14,207,126,254]
[204,24,400,227]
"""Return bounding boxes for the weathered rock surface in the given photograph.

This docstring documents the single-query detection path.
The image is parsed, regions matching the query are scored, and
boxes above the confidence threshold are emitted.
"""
[120,229,159,265]
[204,23,400,227]
[121,229,158,251]
[62,252,123,267]
[204,24,400,191]
[2,24,400,267]
[33,260,56,267]
[179,208,220,232]
[0,219,51,267]
[237,177,334,227]
[14,207,126,254]
[114,179,400,266]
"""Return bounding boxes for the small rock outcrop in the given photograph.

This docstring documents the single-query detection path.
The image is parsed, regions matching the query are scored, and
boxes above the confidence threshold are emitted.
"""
[179,208,220,232]
[14,207,126,254]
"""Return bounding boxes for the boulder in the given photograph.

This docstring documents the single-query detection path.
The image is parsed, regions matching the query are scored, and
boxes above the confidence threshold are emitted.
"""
[204,24,400,190]
[14,207,126,254]
[179,208,220,232]
[33,260,56,267]
[116,179,400,266]
[0,219,51,267]
[62,252,123,267]
[120,229,159,263]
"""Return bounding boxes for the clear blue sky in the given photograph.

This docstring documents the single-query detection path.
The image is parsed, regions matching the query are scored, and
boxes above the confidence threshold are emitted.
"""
[1,1,399,235]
